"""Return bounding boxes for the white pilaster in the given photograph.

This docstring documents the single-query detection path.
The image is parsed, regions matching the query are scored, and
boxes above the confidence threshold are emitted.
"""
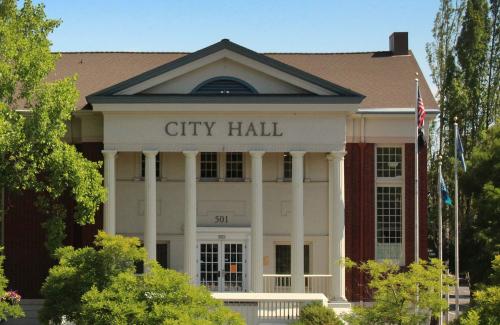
[183,151,198,282]
[143,150,158,261]
[291,151,305,293]
[102,150,117,235]
[250,151,265,292]
[327,151,347,301]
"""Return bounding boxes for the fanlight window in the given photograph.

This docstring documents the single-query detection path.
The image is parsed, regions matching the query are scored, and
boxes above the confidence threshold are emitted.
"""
[192,77,257,95]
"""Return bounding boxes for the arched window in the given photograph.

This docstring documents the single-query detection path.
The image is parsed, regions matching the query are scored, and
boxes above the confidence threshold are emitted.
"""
[192,77,257,95]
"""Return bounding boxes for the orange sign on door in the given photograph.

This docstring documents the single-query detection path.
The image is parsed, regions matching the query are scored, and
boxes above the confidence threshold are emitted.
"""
[230,264,238,273]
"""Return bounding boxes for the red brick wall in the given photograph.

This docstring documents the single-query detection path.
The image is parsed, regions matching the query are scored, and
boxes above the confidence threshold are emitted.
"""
[3,142,103,298]
[345,143,375,301]
[345,143,428,301]
[4,191,53,298]
[404,144,428,264]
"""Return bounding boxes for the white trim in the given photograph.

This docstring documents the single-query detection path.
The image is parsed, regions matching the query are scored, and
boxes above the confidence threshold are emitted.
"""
[357,108,439,115]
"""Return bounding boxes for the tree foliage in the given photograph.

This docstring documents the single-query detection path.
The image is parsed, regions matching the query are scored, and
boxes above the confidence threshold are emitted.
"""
[0,0,106,252]
[460,255,500,325]
[343,259,453,325]
[293,302,343,325]
[39,232,146,324]
[426,0,500,286]
[80,265,244,325]
[39,232,243,325]
[461,121,500,284]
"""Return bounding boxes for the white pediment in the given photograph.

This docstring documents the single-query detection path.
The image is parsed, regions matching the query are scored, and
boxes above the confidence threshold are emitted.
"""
[115,48,336,96]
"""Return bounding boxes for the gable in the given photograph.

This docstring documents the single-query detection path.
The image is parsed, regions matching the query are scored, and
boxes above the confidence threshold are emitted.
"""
[87,39,364,104]
[141,58,310,95]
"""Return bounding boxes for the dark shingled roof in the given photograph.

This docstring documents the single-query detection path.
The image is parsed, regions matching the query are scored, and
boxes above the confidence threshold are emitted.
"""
[48,50,437,110]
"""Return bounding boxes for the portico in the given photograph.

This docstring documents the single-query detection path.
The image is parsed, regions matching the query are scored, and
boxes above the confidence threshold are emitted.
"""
[101,146,347,299]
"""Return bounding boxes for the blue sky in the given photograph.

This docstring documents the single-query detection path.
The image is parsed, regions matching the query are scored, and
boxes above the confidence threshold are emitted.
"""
[39,0,440,92]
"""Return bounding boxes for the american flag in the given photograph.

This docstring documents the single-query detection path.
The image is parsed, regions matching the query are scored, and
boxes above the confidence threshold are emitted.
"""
[417,88,426,129]
[417,88,426,150]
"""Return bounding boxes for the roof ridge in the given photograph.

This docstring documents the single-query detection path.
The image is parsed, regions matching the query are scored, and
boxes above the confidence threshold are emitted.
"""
[55,50,400,55]
[55,51,190,54]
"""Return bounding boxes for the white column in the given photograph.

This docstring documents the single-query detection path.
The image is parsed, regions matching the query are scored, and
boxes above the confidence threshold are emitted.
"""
[102,150,117,235]
[291,151,305,293]
[327,151,347,301]
[183,151,198,282]
[250,151,265,292]
[143,150,158,261]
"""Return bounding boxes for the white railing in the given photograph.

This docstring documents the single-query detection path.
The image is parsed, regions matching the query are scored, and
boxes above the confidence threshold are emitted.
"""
[263,274,332,299]
[212,292,328,325]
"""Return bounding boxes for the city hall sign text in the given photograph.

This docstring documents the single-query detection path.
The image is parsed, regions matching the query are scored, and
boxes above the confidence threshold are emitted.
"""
[165,121,284,137]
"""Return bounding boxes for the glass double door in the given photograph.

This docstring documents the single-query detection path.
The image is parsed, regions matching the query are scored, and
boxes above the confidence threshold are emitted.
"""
[199,240,246,292]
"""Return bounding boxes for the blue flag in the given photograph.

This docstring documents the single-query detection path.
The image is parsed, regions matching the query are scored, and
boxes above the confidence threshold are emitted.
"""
[456,132,467,172]
[440,174,453,206]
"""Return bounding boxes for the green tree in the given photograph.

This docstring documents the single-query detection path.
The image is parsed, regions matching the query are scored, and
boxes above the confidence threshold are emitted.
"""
[460,255,500,325]
[293,302,342,325]
[0,0,106,252]
[343,259,453,325]
[426,0,499,285]
[80,264,243,325]
[456,0,491,147]
[40,232,243,325]
[39,232,146,324]
[461,121,500,285]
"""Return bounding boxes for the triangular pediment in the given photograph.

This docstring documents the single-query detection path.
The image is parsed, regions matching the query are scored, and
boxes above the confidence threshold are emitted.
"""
[87,39,364,104]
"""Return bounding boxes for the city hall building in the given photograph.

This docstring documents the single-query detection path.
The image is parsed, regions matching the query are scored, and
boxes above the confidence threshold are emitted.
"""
[3,33,437,307]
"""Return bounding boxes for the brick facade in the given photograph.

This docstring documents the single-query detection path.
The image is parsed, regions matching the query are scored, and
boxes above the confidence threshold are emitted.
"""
[4,142,427,300]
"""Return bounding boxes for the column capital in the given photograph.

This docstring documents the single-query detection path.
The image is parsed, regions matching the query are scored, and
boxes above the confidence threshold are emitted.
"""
[182,150,198,158]
[102,149,117,157]
[327,151,347,161]
[249,151,265,158]
[290,151,306,158]
[143,150,158,157]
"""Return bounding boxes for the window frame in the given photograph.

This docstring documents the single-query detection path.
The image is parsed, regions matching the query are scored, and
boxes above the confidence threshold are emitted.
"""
[225,152,244,181]
[200,152,219,181]
[374,144,405,265]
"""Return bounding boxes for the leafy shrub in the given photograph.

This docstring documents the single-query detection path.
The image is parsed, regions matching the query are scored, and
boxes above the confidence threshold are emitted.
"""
[343,258,453,325]
[39,231,146,324]
[80,264,244,324]
[39,231,243,325]
[294,302,342,325]
[0,248,24,321]
[459,255,500,325]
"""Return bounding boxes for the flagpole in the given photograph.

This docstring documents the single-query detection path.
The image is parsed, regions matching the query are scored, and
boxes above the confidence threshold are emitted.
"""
[454,117,460,317]
[438,156,444,325]
[414,74,420,263]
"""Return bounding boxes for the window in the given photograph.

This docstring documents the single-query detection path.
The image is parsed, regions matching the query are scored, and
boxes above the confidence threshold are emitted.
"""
[283,153,292,181]
[226,152,243,180]
[135,242,169,274]
[192,77,257,95]
[141,154,160,178]
[376,147,402,178]
[156,242,169,269]
[275,245,310,274]
[200,152,218,179]
[375,146,404,264]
